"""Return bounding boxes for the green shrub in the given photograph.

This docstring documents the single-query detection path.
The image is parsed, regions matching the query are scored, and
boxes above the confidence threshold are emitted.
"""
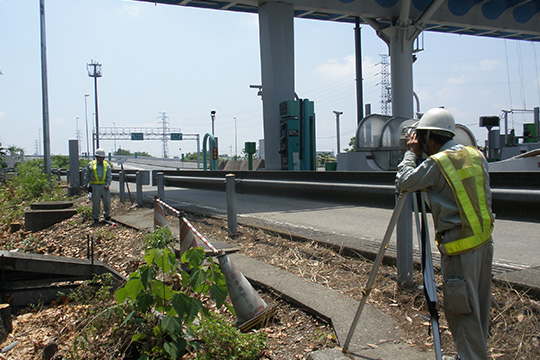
[77,205,93,221]
[0,159,65,227]
[145,226,176,250]
[194,312,266,360]
[112,227,230,359]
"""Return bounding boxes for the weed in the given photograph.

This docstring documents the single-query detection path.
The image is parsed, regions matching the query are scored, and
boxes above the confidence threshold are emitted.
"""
[22,234,39,251]
[94,228,114,240]
[70,273,115,304]
[144,226,175,250]
[77,205,93,221]
[193,311,267,360]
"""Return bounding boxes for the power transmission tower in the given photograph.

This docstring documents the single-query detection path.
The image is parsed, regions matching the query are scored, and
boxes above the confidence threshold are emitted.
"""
[378,54,391,115]
[158,112,169,158]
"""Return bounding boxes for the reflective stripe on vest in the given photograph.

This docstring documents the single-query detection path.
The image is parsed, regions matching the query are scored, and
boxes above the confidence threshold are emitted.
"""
[90,160,108,185]
[430,146,494,255]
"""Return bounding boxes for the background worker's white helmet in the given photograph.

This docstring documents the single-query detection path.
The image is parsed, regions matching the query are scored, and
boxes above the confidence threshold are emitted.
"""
[417,107,456,136]
[95,148,106,158]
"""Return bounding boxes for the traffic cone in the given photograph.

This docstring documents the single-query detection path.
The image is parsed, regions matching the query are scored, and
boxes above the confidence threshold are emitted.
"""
[217,253,277,332]
[179,217,199,256]
[153,197,172,232]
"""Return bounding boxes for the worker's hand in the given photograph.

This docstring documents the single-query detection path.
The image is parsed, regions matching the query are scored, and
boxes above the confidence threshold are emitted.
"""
[406,131,423,156]
[105,185,110,191]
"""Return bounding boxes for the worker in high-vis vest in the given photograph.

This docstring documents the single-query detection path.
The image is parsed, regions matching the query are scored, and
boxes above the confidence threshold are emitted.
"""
[396,108,494,360]
[85,148,112,224]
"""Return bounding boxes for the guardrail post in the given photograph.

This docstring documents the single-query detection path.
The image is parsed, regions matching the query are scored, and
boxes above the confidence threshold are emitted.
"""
[157,172,165,201]
[119,167,125,202]
[226,174,237,234]
[396,193,414,288]
[136,171,143,206]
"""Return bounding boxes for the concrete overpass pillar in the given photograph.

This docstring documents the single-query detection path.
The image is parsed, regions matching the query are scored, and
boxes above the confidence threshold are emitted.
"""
[379,24,417,288]
[258,2,295,170]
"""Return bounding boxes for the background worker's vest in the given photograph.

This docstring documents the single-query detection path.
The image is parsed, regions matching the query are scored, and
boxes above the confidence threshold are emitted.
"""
[90,161,109,185]
[430,146,494,255]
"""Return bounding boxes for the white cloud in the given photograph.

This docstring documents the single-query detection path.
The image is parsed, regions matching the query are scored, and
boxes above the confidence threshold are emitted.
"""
[115,4,143,18]
[436,87,462,103]
[478,59,501,71]
[446,75,468,86]
[315,55,355,80]
[52,117,65,126]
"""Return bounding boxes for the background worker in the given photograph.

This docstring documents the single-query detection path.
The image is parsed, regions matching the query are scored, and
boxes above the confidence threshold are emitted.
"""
[85,148,112,224]
[396,108,494,360]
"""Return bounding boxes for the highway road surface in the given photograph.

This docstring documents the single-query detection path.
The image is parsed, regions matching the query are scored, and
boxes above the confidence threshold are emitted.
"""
[111,176,540,272]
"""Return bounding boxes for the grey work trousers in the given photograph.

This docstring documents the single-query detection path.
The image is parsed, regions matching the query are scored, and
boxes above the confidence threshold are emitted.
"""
[441,240,494,360]
[91,184,111,221]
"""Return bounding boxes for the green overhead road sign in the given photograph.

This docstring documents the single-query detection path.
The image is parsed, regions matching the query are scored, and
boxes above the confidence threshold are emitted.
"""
[131,133,144,140]
[170,133,183,140]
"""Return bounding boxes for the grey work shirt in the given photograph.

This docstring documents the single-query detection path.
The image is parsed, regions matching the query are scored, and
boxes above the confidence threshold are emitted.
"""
[85,160,112,187]
[395,139,492,244]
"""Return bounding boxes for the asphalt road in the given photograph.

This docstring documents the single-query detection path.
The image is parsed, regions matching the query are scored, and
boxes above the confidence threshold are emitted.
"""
[112,181,540,272]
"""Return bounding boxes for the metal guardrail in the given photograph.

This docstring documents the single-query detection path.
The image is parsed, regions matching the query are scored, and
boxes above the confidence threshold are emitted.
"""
[111,169,540,221]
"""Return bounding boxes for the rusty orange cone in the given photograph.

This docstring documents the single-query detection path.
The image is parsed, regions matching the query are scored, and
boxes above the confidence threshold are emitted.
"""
[153,198,172,232]
[217,253,277,332]
[179,217,199,257]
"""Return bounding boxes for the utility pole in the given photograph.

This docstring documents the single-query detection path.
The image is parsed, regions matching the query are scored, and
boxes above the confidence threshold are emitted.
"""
[158,112,169,158]
[76,116,82,156]
[84,94,90,157]
[379,54,391,115]
[333,111,343,154]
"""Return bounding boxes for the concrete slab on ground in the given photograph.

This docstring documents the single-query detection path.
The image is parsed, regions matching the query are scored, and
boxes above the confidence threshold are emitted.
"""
[494,266,540,299]
[228,253,434,359]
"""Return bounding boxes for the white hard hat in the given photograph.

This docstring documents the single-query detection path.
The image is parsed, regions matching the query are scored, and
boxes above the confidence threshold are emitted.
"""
[417,108,455,136]
[95,148,106,157]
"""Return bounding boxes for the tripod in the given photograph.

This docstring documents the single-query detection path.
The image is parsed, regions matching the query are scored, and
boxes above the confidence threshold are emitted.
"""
[342,191,443,360]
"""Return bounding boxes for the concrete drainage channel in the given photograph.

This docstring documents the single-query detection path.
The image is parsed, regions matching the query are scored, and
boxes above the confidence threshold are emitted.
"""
[1,201,127,345]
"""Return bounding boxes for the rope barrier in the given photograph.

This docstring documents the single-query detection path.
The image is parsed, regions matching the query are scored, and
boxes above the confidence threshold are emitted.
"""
[155,197,220,254]
[181,217,219,254]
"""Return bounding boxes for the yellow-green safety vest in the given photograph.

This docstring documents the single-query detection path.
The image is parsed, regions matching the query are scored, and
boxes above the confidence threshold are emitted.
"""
[430,146,494,255]
[90,160,109,185]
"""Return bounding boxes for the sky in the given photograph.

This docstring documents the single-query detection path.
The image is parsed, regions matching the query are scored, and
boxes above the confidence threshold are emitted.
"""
[1,0,540,159]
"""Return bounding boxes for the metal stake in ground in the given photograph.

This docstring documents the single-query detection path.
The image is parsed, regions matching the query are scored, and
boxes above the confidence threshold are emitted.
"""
[342,191,409,353]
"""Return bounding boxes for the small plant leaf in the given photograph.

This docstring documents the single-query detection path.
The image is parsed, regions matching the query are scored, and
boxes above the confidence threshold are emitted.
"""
[124,278,144,300]
[181,247,205,268]
[210,283,228,308]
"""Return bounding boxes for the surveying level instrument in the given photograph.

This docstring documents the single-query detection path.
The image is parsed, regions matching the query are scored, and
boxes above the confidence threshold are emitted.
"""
[342,191,443,359]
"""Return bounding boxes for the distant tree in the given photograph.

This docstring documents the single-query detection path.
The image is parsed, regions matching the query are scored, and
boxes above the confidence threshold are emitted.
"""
[8,145,24,157]
[184,152,199,161]
[344,136,357,152]
[115,148,132,156]
[0,144,6,168]
[135,151,152,158]
[51,155,70,169]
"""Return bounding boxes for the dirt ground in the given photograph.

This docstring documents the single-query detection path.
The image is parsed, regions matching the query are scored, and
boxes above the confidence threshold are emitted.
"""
[0,196,539,359]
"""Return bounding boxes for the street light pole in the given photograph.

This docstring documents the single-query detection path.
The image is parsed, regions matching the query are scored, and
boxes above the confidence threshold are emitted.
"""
[87,60,102,152]
[39,0,51,175]
[210,109,216,136]
[84,94,90,157]
[234,117,237,160]
[334,111,343,154]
